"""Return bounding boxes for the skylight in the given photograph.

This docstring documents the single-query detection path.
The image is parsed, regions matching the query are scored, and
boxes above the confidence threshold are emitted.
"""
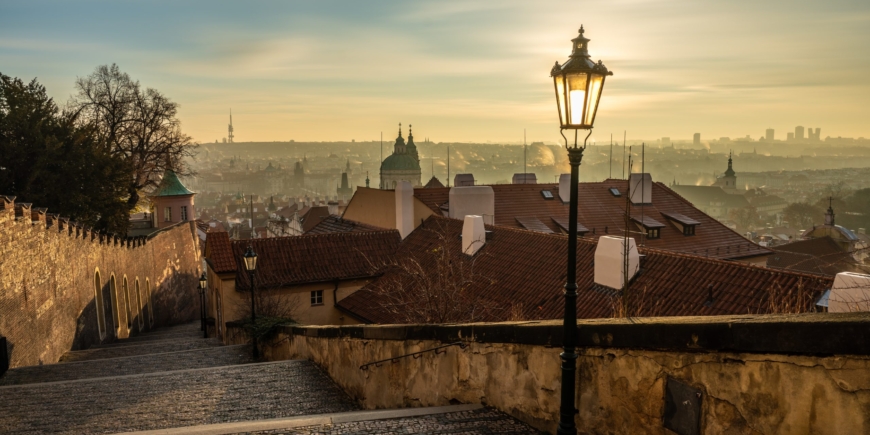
[541,190,554,199]
[609,187,621,197]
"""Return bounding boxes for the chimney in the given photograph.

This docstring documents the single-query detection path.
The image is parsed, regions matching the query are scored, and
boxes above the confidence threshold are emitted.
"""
[462,215,486,256]
[395,180,414,239]
[629,173,652,204]
[454,173,475,186]
[558,174,571,203]
[449,186,494,225]
[827,272,870,313]
[327,201,339,215]
[594,236,640,290]
[512,173,537,184]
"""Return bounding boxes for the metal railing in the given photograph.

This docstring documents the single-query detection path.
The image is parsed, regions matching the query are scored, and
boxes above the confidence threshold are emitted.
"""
[359,341,467,370]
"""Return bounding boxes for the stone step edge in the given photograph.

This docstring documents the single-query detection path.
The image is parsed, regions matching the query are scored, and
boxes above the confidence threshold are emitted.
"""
[3,344,249,375]
[89,334,207,349]
[0,347,280,390]
[116,404,485,435]
[65,337,221,354]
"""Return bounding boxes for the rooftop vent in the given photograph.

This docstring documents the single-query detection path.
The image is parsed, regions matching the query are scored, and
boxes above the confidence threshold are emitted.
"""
[462,215,486,256]
[454,174,475,187]
[594,236,640,290]
[829,272,870,313]
[512,173,537,184]
[629,173,653,204]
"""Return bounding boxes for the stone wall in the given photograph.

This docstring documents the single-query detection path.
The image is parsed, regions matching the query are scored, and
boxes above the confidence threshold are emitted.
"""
[0,196,202,369]
[229,313,870,434]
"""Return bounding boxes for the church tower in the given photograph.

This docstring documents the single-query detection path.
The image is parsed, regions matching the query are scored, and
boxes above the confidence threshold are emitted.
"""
[379,123,422,189]
[228,109,234,143]
[714,152,738,193]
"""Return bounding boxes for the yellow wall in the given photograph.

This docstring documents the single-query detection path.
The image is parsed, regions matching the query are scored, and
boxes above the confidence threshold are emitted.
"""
[342,187,434,231]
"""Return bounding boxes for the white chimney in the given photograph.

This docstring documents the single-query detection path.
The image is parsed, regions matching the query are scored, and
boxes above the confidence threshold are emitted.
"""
[512,173,537,184]
[594,236,640,290]
[629,173,652,204]
[449,186,494,225]
[828,272,870,312]
[462,215,486,256]
[327,201,339,215]
[395,180,414,239]
[558,174,571,203]
[454,173,475,186]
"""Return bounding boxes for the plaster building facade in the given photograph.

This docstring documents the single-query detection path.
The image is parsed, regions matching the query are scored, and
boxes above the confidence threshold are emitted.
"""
[379,124,422,189]
[150,169,196,230]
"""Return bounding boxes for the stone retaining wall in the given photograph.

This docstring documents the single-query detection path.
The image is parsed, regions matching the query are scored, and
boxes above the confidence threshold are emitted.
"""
[228,313,870,434]
[0,196,202,368]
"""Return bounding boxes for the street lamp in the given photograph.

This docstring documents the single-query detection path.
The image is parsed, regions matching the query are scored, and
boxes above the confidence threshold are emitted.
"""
[199,273,208,339]
[243,245,259,360]
[550,25,612,435]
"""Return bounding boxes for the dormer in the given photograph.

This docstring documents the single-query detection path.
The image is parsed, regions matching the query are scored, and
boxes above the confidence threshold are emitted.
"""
[631,215,665,239]
[661,212,700,236]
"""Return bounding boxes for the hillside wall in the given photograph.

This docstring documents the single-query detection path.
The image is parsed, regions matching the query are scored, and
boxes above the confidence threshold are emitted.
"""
[0,196,201,368]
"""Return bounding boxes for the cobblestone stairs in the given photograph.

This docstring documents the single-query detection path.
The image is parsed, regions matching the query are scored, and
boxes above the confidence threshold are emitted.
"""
[0,322,539,434]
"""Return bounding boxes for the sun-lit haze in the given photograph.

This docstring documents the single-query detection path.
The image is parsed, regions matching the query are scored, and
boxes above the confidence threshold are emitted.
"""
[2,0,869,143]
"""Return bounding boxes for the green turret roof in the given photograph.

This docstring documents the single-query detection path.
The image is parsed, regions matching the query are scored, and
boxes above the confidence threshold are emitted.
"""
[151,169,194,197]
[381,153,420,171]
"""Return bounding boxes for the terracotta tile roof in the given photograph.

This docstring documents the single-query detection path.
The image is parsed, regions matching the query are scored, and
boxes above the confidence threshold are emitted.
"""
[306,216,386,235]
[229,230,401,290]
[424,176,445,188]
[767,237,865,276]
[337,216,831,324]
[205,231,236,273]
[301,206,332,233]
[411,180,770,260]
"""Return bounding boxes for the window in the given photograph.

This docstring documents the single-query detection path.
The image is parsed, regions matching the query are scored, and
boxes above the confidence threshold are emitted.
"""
[164,206,172,222]
[181,206,188,221]
[647,228,661,239]
[310,290,324,306]
[609,187,621,197]
[541,190,554,199]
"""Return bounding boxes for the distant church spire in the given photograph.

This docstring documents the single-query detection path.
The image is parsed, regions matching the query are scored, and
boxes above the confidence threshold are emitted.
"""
[228,109,234,143]
[825,196,835,226]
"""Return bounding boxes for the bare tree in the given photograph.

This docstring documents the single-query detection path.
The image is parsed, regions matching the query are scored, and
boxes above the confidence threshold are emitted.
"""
[364,220,506,324]
[231,285,300,340]
[70,64,196,211]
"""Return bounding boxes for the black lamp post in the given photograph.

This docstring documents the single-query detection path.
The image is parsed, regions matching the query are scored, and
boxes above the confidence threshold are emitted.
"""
[243,245,259,360]
[199,273,208,339]
[550,25,612,435]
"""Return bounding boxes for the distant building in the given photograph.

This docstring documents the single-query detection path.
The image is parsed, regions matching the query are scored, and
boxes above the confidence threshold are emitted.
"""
[379,123,421,189]
[787,132,795,142]
[765,128,774,141]
[337,172,353,200]
[712,152,739,193]
[795,126,805,141]
[693,133,700,146]
[662,137,671,147]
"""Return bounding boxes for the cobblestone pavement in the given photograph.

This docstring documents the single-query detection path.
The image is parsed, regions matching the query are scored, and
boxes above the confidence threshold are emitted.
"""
[58,337,223,362]
[0,360,360,434]
[229,408,542,434]
[0,345,253,386]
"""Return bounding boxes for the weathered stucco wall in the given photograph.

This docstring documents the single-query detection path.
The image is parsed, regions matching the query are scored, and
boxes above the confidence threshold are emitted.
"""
[230,314,870,434]
[0,197,202,368]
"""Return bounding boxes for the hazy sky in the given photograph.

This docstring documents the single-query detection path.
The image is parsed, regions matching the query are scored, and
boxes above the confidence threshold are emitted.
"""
[2,0,869,144]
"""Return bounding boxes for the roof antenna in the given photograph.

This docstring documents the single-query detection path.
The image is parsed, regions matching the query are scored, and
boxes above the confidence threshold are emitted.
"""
[622,131,627,179]
[447,145,451,187]
[641,142,646,246]
[524,128,527,179]
[379,131,383,189]
[609,133,613,179]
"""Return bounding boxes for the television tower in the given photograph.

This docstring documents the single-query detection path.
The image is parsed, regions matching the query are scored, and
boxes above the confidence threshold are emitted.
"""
[228,109,235,143]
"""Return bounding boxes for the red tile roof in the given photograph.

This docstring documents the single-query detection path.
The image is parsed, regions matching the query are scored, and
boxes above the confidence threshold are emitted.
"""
[205,231,236,273]
[768,237,866,276]
[223,230,401,290]
[337,216,831,324]
[305,216,385,235]
[411,180,770,261]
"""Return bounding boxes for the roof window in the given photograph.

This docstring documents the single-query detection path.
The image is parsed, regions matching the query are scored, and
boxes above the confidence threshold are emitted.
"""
[609,187,621,197]
[661,212,700,236]
[541,190,554,200]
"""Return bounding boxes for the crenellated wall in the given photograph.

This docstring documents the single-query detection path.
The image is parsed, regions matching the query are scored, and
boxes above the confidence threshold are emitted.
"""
[0,195,202,369]
[228,313,870,434]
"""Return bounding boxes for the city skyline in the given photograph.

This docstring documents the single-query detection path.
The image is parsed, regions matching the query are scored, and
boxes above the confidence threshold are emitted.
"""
[2,0,869,143]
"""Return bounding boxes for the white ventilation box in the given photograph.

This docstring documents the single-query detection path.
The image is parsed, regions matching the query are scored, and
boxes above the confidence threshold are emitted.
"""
[454,174,475,186]
[829,272,870,313]
[594,236,640,290]
[395,181,414,239]
[558,174,571,203]
[512,173,537,184]
[449,186,494,225]
[629,173,652,204]
[462,215,486,256]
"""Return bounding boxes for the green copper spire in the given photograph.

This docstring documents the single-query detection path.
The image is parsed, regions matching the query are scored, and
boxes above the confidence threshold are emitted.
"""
[151,169,194,197]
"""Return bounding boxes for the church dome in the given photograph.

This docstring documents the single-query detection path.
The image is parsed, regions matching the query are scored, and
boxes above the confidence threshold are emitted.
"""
[381,153,420,171]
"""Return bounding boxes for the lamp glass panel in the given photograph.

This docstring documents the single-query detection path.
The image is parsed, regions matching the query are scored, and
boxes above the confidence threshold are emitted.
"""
[584,74,604,126]
[243,255,257,271]
[567,73,588,126]
[553,75,568,126]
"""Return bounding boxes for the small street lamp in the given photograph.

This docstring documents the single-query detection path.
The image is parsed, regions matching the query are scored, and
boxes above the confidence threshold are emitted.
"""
[550,25,612,435]
[243,245,259,360]
[198,273,208,339]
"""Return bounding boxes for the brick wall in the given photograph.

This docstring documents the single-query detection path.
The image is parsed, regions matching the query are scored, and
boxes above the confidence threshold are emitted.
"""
[0,196,202,369]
